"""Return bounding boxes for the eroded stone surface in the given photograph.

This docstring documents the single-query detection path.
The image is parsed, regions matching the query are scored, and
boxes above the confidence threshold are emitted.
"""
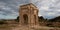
[19,3,39,25]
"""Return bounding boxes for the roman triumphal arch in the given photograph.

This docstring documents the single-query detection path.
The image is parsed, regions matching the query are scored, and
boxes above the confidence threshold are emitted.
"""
[19,3,39,25]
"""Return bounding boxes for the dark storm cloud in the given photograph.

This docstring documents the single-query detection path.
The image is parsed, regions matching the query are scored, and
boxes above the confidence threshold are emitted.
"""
[0,0,30,19]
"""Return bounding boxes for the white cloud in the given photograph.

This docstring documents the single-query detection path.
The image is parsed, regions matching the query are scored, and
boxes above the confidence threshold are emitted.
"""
[35,0,60,18]
[40,6,49,10]
[56,10,60,12]
[48,12,55,15]
[0,0,60,19]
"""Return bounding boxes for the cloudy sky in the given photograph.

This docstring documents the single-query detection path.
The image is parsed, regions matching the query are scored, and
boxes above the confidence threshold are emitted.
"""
[0,0,60,19]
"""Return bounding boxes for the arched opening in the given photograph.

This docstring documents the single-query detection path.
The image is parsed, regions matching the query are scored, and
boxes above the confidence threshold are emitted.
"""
[34,15,36,25]
[34,15,36,20]
[23,14,28,25]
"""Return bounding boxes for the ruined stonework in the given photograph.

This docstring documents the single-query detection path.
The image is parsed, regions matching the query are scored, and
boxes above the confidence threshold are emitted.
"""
[19,3,39,25]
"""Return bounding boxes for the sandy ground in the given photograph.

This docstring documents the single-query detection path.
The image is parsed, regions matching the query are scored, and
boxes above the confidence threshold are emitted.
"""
[12,25,60,30]
[0,24,60,30]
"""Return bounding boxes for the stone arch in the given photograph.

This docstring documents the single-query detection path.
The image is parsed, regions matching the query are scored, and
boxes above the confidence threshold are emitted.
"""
[19,3,39,25]
[23,14,28,25]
